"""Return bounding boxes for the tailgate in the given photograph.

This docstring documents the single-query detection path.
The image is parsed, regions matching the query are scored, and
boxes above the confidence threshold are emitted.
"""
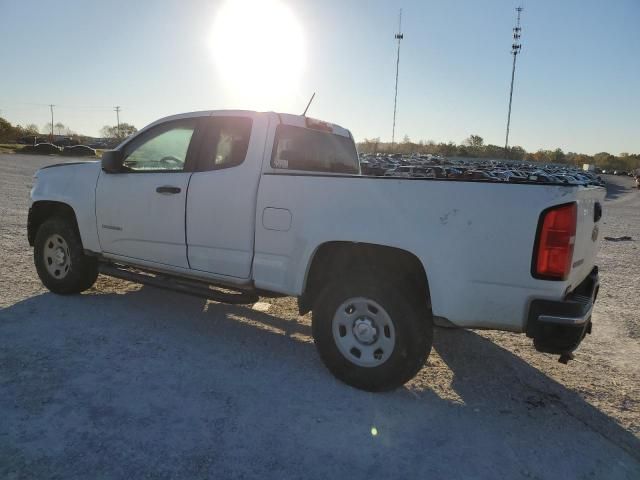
[568,186,606,288]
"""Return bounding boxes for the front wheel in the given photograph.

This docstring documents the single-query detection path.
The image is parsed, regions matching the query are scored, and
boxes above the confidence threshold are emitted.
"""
[312,273,433,391]
[34,217,98,294]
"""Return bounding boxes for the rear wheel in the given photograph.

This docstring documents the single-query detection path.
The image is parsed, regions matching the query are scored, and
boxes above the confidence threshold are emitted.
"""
[34,217,98,294]
[312,273,433,391]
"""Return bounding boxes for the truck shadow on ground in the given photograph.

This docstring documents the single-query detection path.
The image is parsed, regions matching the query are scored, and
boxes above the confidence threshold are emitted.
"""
[604,177,633,200]
[1,286,639,477]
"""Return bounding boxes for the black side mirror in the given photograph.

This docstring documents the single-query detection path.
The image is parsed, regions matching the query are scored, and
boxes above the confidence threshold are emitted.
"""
[101,150,124,173]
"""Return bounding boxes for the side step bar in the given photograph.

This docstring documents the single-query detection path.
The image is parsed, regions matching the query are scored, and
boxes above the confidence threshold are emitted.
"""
[98,263,260,305]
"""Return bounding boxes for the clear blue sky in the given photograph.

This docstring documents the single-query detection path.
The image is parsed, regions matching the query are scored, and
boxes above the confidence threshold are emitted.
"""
[1,0,638,154]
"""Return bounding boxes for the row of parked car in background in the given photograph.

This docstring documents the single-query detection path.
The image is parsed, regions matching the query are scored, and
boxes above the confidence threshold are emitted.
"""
[360,153,607,186]
[17,135,119,157]
[21,143,97,157]
[18,135,113,150]
[14,140,637,187]
[601,169,635,177]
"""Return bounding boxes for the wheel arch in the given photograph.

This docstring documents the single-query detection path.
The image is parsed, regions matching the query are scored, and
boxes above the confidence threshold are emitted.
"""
[298,241,431,315]
[28,201,81,247]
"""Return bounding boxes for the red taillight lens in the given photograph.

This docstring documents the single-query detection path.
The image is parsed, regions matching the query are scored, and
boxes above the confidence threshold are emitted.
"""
[534,203,577,280]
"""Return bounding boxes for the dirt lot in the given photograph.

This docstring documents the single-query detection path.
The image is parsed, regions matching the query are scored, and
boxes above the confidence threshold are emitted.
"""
[1,154,639,479]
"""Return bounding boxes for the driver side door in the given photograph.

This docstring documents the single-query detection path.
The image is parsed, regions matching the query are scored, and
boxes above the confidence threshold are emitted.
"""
[95,118,199,269]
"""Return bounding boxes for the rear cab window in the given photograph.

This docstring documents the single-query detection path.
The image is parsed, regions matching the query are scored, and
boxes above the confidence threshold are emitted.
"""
[271,123,359,174]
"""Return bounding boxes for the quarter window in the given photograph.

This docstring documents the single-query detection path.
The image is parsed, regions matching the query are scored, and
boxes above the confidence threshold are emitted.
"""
[197,117,252,171]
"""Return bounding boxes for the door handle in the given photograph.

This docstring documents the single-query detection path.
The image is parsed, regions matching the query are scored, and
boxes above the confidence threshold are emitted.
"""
[156,186,181,194]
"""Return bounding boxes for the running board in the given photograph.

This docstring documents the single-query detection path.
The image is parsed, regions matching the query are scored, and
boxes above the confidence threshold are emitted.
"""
[98,263,259,305]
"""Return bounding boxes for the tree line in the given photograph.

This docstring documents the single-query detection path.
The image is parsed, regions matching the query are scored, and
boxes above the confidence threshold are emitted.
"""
[0,117,137,143]
[0,118,40,142]
[2,116,638,172]
[358,135,640,172]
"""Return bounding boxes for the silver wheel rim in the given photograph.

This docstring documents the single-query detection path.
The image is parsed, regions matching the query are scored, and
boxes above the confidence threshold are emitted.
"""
[43,234,71,280]
[332,297,396,367]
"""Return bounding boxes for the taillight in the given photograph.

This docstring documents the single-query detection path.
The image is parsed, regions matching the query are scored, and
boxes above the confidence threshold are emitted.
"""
[533,202,577,280]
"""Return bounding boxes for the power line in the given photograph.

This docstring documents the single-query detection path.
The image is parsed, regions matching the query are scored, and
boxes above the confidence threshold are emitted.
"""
[391,8,403,148]
[0,102,115,111]
[504,6,524,159]
[57,104,115,111]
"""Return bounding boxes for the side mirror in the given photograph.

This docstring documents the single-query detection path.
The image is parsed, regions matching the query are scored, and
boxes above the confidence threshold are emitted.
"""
[101,150,124,173]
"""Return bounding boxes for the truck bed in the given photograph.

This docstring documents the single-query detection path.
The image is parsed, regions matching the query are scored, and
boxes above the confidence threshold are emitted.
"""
[254,172,606,332]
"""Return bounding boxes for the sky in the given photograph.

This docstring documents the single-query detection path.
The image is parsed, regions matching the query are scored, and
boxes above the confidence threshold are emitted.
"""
[0,0,638,155]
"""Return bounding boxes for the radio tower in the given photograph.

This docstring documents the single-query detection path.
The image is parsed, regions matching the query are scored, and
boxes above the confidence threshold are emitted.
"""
[504,6,523,159]
[391,9,403,147]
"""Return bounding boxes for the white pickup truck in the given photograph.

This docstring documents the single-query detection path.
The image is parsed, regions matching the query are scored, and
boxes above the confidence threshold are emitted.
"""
[29,110,605,391]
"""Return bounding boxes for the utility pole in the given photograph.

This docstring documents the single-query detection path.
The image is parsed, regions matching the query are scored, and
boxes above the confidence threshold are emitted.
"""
[114,106,121,138]
[504,6,523,159]
[49,104,55,139]
[391,9,403,148]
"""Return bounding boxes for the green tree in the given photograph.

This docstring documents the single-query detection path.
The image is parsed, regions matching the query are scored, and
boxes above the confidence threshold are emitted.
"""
[593,152,613,165]
[101,123,137,139]
[533,150,551,163]
[0,117,16,142]
[464,134,484,147]
[359,137,381,154]
[22,123,39,135]
[550,148,565,164]
[509,145,526,160]
[437,142,457,157]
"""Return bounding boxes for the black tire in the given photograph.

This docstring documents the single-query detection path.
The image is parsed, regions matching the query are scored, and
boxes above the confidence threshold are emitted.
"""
[34,216,98,294]
[312,273,433,391]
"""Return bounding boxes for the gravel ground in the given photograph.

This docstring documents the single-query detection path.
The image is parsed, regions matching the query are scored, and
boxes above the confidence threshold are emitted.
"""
[1,154,639,479]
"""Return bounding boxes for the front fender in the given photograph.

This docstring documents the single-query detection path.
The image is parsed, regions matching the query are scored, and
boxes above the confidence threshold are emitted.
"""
[30,162,102,253]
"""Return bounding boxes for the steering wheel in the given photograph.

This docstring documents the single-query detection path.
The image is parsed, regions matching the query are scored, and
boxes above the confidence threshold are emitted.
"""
[159,155,182,167]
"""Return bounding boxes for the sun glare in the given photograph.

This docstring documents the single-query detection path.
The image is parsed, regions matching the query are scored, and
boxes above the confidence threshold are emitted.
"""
[210,0,306,108]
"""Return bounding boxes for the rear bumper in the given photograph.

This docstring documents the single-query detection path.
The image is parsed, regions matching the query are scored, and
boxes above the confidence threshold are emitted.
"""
[526,267,599,354]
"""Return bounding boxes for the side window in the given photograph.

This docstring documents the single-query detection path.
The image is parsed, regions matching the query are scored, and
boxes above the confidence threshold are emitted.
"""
[271,125,359,174]
[197,117,252,171]
[123,121,196,172]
